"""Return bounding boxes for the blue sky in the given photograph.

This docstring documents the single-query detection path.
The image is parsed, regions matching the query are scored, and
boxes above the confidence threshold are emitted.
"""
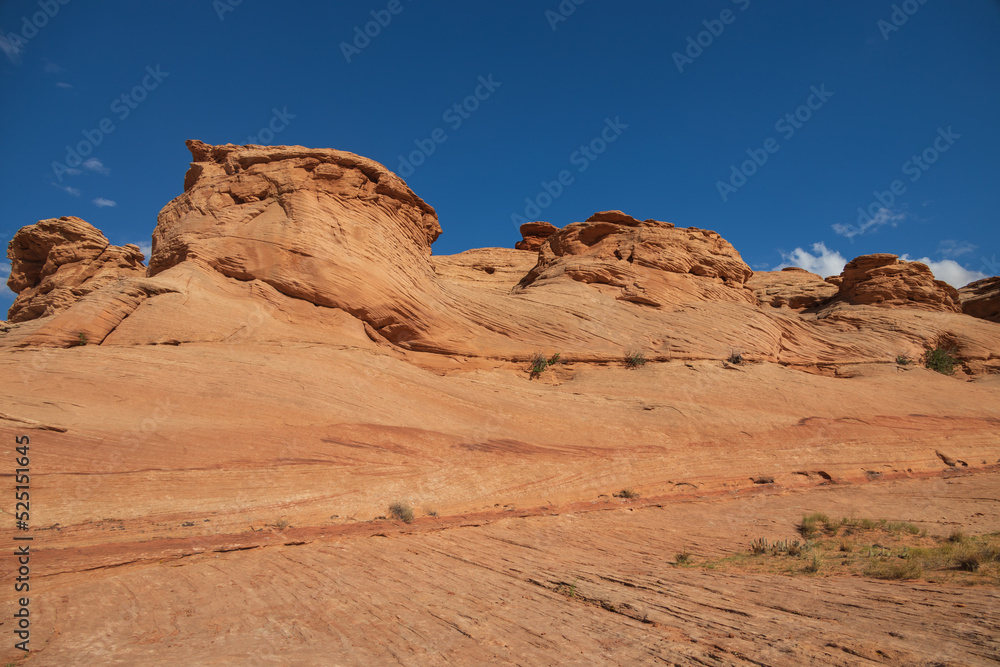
[2,1,998,314]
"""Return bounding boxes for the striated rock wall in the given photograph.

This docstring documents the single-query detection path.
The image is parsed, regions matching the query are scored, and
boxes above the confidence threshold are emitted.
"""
[959,277,1000,323]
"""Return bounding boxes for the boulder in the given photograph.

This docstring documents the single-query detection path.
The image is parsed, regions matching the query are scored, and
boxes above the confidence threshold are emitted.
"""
[6,216,145,323]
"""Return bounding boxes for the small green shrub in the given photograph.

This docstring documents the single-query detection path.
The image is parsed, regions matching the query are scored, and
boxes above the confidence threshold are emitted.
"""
[675,550,692,565]
[923,347,957,375]
[727,349,744,365]
[529,353,549,379]
[76,332,88,346]
[388,501,414,524]
[548,352,562,365]
[624,350,647,369]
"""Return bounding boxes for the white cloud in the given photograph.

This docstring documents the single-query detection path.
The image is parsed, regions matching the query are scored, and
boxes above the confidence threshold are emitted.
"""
[937,240,976,259]
[53,183,81,196]
[0,33,24,63]
[55,81,73,89]
[832,207,904,240]
[773,242,847,279]
[92,197,117,208]
[83,158,110,175]
[0,261,10,281]
[899,256,987,288]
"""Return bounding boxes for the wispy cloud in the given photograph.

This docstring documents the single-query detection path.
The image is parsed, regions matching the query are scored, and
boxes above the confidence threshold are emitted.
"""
[900,256,986,288]
[92,197,117,208]
[773,242,847,279]
[0,260,10,281]
[43,59,62,73]
[55,81,74,89]
[0,34,24,64]
[83,158,110,175]
[53,183,81,196]
[832,207,904,240]
[937,239,976,259]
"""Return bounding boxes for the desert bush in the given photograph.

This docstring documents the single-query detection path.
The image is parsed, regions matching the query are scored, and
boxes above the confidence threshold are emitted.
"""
[548,352,562,365]
[614,488,639,499]
[727,349,744,365]
[529,353,549,379]
[76,332,88,346]
[923,347,957,375]
[388,501,414,523]
[800,513,836,538]
[895,354,911,366]
[624,350,647,369]
[675,550,692,565]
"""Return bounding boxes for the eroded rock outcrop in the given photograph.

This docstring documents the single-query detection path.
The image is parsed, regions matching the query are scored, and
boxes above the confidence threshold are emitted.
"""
[2,143,997,371]
[150,140,447,346]
[749,267,838,309]
[516,210,755,307]
[5,217,145,323]
[832,254,961,312]
[514,221,558,252]
[958,277,1000,323]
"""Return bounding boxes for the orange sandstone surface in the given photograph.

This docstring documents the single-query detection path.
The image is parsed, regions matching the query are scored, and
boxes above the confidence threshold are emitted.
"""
[1,141,998,665]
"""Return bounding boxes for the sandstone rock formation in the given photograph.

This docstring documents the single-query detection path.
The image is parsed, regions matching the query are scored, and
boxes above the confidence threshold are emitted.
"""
[5,216,145,323]
[0,141,998,665]
[515,210,756,308]
[959,276,1000,322]
[514,221,557,251]
[748,266,838,309]
[833,253,961,312]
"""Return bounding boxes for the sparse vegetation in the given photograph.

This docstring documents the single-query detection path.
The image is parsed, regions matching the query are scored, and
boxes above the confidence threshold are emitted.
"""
[548,352,562,365]
[556,579,578,598]
[529,352,549,379]
[700,515,999,585]
[675,550,692,565]
[803,554,821,573]
[895,354,911,366]
[727,349,744,365]
[76,332,88,346]
[426,509,439,518]
[270,518,289,531]
[750,537,804,557]
[388,501,414,523]
[624,350,647,369]
[613,488,639,499]
[923,347,958,375]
